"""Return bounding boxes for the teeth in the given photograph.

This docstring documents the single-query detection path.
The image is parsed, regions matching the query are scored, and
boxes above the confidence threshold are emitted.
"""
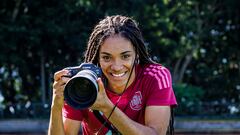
[112,72,125,77]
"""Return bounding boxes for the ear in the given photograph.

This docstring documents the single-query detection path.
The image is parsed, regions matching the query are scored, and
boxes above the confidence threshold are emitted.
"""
[136,54,139,59]
[135,55,139,64]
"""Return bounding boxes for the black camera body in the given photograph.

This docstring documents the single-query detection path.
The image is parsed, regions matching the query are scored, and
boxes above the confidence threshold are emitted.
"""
[65,63,102,78]
[64,63,102,109]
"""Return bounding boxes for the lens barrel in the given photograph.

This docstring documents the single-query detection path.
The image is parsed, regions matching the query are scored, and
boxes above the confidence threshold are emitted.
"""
[64,70,98,109]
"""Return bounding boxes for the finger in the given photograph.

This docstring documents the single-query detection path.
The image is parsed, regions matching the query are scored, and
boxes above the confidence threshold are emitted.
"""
[61,76,71,84]
[53,85,65,96]
[52,78,69,94]
[53,80,65,90]
[54,69,69,81]
[53,76,70,89]
[97,78,105,92]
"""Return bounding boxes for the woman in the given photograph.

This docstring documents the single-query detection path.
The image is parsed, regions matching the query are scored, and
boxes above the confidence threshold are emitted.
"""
[48,15,177,135]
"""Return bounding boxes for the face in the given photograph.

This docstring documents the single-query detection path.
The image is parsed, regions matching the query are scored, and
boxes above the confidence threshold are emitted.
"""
[99,35,136,93]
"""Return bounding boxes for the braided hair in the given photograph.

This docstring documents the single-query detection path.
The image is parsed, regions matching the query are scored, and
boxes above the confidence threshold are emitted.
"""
[84,15,154,65]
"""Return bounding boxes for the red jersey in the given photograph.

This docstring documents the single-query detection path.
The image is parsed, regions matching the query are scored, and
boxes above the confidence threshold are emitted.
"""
[63,63,177,135]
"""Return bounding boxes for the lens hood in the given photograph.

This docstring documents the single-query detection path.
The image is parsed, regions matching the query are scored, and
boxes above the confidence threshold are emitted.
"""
[64,70,98,109]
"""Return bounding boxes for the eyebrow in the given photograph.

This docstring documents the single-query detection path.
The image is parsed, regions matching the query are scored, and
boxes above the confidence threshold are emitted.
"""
[100,51,132,55]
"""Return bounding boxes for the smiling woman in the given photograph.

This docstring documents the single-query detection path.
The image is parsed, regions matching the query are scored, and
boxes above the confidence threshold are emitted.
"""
[48,15,177,135]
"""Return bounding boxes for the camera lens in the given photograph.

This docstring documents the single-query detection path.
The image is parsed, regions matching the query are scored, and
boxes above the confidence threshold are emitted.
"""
[64,70,98,109]
[68,77,95,102]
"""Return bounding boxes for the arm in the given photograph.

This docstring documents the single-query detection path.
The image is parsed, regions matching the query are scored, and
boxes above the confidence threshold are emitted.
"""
[48,70,81,135]
[48,107,65,135]
[102,103,170,135]
[63,117,81,135]
[145,106,171,135]
[48,107,81,135]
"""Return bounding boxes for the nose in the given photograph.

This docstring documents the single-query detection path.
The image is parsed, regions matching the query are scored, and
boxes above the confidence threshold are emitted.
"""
[110,60,123,72]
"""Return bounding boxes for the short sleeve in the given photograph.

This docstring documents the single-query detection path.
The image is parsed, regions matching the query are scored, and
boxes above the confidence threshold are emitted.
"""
[145,66,177,107]
[62,102,84,121]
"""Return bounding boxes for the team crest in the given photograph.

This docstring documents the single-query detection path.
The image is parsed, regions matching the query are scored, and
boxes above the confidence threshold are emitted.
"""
[130,91,142,111]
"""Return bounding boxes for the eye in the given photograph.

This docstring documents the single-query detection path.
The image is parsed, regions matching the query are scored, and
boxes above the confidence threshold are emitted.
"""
[122,54,130,59]
[102,56,111,62]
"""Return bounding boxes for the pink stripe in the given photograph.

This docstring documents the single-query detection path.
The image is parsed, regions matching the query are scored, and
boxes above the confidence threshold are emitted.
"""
[147,71,163,89]
[154,73,163,89]
[145,65,172,89]
[152,68,158,72]
[148,67,169,89]
[157,70,167,88]
[160,69,170,87]
[151,67,168,88]
[148,71,154,76]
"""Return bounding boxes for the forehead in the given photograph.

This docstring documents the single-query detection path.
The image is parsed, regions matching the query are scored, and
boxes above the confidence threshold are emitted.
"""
[100,35,135,54]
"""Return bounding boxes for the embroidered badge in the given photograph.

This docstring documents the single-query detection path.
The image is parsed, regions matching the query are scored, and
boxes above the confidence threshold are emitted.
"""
[130,91,142,111]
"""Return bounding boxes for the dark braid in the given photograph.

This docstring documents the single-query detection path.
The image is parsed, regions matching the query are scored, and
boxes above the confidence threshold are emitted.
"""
[84,15,154,65]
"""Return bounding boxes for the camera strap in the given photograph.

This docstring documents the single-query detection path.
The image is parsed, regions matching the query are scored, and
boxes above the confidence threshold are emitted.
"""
[93,110,120,134]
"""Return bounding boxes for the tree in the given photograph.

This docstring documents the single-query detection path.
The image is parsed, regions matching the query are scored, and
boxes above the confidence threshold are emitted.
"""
[0,0,239,118]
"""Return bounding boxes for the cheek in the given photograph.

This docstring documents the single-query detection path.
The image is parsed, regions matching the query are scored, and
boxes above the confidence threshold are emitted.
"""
[125,60,135,68]
[100,62,109,73]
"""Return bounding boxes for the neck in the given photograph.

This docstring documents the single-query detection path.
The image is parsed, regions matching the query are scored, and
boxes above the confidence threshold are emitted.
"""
[108,85,125,95]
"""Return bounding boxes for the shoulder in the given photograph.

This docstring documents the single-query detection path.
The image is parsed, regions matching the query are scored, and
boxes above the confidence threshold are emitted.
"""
[141,63,171,78]
[142,63,170,73]
[139,63,172,89]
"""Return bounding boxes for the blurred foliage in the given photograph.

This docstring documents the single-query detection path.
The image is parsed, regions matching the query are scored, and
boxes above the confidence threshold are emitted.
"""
[0,0,239,118]
[174,83,240,117]
[173,83,204,115]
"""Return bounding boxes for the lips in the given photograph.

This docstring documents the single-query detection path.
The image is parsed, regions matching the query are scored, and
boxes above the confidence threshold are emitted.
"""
[111,72,126,77]
[109,71,128,80]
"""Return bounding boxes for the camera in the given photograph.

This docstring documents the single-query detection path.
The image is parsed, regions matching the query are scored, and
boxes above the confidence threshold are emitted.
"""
[63,63,102,109]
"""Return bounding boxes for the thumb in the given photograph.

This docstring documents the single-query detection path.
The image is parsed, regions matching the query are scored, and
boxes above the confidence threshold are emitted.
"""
[97,78,105,92]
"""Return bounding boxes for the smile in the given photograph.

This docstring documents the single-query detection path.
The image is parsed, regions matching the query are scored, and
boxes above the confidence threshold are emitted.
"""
[111,72,126,77]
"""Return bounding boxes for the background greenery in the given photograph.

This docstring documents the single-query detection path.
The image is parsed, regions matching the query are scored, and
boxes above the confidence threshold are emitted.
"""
[0,0,239,119]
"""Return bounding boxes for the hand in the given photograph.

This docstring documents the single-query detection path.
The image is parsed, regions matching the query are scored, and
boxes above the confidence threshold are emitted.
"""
[51,69,70,110]
[90,78,113,112]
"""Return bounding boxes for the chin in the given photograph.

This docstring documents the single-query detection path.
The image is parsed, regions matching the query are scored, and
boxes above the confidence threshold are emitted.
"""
[109,81,127,89]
